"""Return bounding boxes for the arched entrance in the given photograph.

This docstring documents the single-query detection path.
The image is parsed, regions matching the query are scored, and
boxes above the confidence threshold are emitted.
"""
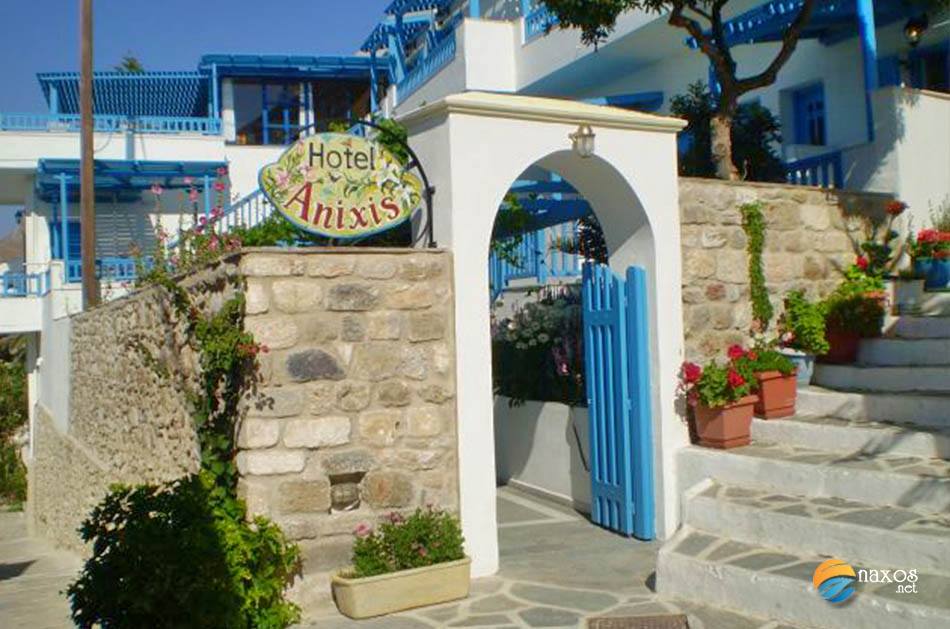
[400,92,688,578]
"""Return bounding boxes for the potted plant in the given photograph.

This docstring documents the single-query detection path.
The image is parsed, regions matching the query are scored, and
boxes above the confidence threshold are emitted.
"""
[679,358,757,449]
[893,268,926,314]
[908,228,950,290]
[729,345,797,419]
[332,508,470,619]
[776,291,828,385]
[820,268,887,364]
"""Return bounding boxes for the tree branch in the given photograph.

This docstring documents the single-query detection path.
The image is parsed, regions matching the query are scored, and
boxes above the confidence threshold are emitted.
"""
[736,0,819,94]
[668,3,733,92]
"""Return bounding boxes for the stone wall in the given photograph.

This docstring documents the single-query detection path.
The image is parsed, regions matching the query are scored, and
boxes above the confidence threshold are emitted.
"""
[679,178,892,362]
[235,249,458,579]
[32,262,237,550]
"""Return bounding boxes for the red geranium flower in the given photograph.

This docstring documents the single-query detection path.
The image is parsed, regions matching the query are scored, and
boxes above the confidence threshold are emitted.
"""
[885,200,907,216]
[727,369,746,388]
[747,351,758,361]
[918,229,938,244]
[855,255,869,271]
[681,362,702,384]
[727,344,746,360]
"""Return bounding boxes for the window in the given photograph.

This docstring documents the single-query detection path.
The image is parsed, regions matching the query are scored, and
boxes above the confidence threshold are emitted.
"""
[792,83,826,146]
[233,80,302,146]
[911,44,949,92]
[49,220,80,260]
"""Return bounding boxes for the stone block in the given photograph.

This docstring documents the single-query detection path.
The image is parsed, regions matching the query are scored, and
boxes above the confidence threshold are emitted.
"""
[238,418,281,449]
[299,536,356,572]
[237,449,307,476]
[272,279,322,314]
[714,251,747,283]
[382,449,443,471]
[367,312,402,340]
[237,478,272,517]
[341,316,365,342]
[377,380,411,407]
[782,230,807,253]
[283,417,351,448]
[803,255,827,280]
[407,406,444,437]
[408,312,446,342]
[322,449,376,477]
[250,387,305,418]
[701,229,727,249]
[684,250,716,280]
[307,257,354,278]
[350,343,403,380]
[763,253,800,283]
[356,257,398,279]
[418,384,454,404]
[245,316,299,350]
[705,283,727,301]
[401,256,444,281]
[360,470,414,509]
[245,281,270,315]
[358,410,404,446]
[241,255,296,277]
[277,478,331,514]
[308,382,337,416]
[385,283,436,310]
[285,348,345,382]
[294,314,339,343]
[336,382,371,412]
[800,204,831,230]
[326,284,380,311]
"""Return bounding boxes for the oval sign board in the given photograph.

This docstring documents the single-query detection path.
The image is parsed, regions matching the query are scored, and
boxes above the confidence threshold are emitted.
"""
[259,132,424,239]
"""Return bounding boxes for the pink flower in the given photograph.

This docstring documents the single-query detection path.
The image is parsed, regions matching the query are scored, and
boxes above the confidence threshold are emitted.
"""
[183,176,194,186]
[150,183,164,196]
[216,166,228,177]
[856,255,869,271]
[388,512,404,524]
[354,523,372,538]
[780,331,795,345]
[681,362,702,384]
[214,182,226,192]
[211,206,224,219]
[417,547,428,558]
[188,188,200,203]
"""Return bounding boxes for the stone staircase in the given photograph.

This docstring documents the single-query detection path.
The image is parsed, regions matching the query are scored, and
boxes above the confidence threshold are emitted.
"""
[656,308,950,628]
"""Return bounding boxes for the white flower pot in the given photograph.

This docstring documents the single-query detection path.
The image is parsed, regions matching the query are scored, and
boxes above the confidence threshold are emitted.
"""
[332,557,471,619]
[894,278,925,315]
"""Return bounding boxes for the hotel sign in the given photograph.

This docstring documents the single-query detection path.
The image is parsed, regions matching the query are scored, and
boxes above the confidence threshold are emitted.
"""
[259,133,424,239]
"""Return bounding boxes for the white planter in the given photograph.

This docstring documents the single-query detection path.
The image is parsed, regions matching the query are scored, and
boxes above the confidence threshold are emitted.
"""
[894,278,925,314]
[332,557,471,619]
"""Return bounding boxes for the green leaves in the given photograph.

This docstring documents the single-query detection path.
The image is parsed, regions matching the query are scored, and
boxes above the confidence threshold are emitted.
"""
[779,291,829,355]
[350,508,465,579]
[741,202,774,331]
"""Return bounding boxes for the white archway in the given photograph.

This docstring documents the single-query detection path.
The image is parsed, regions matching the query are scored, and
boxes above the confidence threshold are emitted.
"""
[400,93,688,578]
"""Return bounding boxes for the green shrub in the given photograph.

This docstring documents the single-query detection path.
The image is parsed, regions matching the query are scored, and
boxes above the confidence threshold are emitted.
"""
[0,357,27,508]
[349,508,465,579]
[68,473,300,629]
[740,202,773,330]
[778,291,829,355]
[742,348,796,376]
[822,269,886,337]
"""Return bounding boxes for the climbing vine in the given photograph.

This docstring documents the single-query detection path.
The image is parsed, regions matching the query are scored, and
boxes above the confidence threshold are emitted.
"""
[740,202,773,331]
[69,204,300,628]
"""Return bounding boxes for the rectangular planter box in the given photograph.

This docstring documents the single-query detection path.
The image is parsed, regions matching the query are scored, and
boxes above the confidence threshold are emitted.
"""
[332,557,472,619]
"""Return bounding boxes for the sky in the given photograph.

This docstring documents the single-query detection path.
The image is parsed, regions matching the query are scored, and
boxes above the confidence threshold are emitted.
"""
[0,0,390,236]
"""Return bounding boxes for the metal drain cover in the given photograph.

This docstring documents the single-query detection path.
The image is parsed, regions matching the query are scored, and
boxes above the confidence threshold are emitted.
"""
[588,615,690,629]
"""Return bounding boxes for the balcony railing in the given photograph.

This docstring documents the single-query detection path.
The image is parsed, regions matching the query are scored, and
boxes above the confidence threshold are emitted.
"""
[396,30,457,103]
[524,3,559,43]
[489,221,582,302]
[0,270,51,297]
[785,150,843,188]
[65,257,139,284]
[0,113,221,135]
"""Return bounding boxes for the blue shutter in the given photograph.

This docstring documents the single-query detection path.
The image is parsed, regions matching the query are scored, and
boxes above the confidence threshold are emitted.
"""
[792,83,826,146]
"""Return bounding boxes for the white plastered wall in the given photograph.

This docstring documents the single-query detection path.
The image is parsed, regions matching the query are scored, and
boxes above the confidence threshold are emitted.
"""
[400,92,688,578]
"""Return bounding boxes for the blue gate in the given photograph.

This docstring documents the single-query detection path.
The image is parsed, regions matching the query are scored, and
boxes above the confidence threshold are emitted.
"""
[582,263,655,540]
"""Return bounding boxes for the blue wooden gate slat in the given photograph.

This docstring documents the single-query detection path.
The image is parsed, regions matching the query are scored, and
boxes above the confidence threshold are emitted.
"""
[582,262,656,540]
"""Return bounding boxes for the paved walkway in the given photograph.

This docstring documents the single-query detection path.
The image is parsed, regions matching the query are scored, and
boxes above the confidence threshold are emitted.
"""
[306,486,798,628]
[0,511,80,628]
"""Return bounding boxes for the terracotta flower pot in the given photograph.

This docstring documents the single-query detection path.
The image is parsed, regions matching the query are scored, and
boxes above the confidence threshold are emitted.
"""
[754,371,797,419]
[692,395,757,449]
[820,329,860,364]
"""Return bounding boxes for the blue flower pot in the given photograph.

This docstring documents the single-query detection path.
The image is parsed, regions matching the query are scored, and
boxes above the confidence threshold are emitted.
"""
[779,349,815,386]
[914,258,932,283]
[925,258,950,290]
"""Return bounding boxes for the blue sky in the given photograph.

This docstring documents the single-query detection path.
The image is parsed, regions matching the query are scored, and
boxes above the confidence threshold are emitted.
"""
[0,1,389,237]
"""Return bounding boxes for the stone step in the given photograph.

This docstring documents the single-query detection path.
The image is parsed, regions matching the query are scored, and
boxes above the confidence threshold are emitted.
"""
[751,415,950,459]
[883,315,950,339]
[656,528,950,629]
[813,364,950,394]
[857,338,950,367]
[685,482,950,573]
[797,386,950,429]
[677,442,950,515]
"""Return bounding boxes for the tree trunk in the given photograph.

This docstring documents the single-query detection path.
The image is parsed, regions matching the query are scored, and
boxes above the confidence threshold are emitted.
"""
[711,111,739,180]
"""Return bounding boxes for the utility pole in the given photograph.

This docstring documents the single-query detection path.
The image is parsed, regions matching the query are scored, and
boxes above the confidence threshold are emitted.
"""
[80,0,99,307]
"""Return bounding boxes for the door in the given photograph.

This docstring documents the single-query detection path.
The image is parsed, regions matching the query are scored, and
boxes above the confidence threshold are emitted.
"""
[582,262,655,540]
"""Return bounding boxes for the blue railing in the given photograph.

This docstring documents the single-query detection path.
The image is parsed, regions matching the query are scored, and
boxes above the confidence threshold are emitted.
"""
[65,257,139,284]
[219,189,274,233]
[397,30,457,103]
[489,220,583,301]
[785,150,843,188]
[1,270,51,297]
[524,3,559,42]
[0,113,221,135]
